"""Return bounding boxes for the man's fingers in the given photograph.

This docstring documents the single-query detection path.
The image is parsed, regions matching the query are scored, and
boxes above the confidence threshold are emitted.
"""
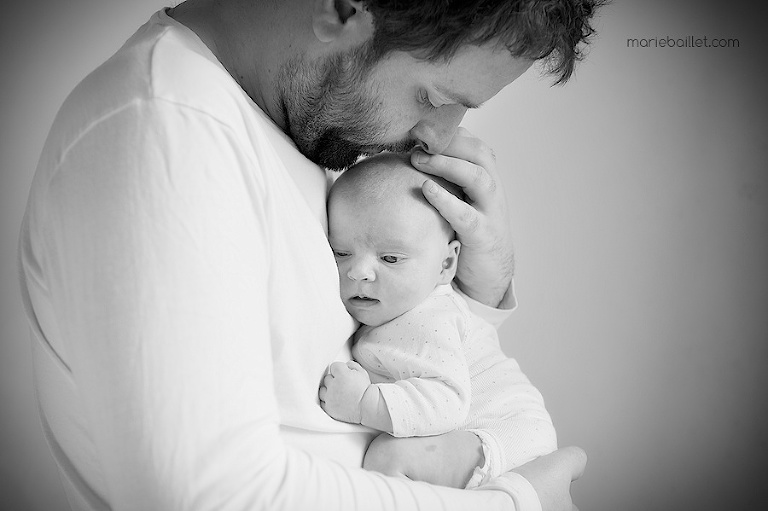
[422,180,481,236]
[560,446,588,481]
[433,127,499,177]
[454,126,475,139]
[413,152,497,202]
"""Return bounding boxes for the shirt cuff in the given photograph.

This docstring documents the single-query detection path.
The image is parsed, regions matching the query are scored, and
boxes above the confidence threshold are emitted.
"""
[453,280,517,330]
[474,471,542,511]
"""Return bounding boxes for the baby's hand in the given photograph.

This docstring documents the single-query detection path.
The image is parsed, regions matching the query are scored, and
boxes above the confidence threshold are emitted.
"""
[319,361,371,424]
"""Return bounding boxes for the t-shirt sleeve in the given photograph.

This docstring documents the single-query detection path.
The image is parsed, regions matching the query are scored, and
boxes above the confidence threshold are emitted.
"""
[36,98,533,510]
[453,281,517,330]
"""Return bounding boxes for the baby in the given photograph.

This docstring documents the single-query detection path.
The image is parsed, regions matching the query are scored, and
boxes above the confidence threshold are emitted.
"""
[319,153,556,489]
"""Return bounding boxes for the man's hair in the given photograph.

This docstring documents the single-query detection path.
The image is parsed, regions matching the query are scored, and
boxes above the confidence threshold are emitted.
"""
[362,0,606,84]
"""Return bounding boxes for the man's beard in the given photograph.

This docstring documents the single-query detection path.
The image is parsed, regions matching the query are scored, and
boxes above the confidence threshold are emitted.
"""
[278,44,415,171]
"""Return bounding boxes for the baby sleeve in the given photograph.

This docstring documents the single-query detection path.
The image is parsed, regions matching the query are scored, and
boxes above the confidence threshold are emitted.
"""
[353,306,471,437]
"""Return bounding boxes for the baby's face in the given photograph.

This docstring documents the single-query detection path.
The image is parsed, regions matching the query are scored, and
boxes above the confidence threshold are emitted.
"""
[329,193,454,327]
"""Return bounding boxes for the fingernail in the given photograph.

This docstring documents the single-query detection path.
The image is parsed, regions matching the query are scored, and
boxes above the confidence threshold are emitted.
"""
[425,180,439,194]
[414,151,428,164]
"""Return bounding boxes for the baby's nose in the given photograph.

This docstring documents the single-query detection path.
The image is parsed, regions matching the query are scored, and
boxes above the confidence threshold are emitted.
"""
[347,260,376,281]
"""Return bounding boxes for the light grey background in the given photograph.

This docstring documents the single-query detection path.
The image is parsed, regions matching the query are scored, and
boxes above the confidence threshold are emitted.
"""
[2,1,766,510]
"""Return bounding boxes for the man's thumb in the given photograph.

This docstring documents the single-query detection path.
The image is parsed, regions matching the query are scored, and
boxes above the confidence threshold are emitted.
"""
[559,446,588,481]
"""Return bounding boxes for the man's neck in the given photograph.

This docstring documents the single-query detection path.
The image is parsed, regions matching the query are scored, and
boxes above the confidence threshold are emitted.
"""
[168,0,311,132]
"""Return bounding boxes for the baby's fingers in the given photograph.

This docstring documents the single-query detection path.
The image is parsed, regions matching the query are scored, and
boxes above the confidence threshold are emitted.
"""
[328,361,348,377]
[347,360,365,372]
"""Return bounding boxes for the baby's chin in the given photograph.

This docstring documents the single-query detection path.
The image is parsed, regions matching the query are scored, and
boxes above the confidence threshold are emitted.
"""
[349,311,391,328]
[346,303,397,328]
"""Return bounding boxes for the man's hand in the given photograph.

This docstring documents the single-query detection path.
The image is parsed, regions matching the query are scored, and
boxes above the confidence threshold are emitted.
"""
[510,446,588,511]
[411,127,514,308]
[318,361,371,424]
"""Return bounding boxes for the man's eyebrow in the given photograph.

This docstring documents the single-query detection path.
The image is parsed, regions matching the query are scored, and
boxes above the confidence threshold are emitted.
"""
[435,85,483,110]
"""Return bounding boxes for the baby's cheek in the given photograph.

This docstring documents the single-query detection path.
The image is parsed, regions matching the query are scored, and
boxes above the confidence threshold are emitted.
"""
[385,291,418,320]
[400,281,432,310]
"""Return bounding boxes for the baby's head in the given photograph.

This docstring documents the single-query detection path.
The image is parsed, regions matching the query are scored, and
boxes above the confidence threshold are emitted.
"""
[328,153,461,327]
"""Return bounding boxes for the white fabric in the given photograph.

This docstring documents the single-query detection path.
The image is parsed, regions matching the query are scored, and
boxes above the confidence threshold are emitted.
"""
[476,472,543,511]
[464,432,493,489]
[455,280,518,329]
[18,8,532,511]
[354,285,557,477]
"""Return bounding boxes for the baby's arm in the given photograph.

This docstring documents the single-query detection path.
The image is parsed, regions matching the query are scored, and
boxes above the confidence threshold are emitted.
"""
[356,315,471,437]
[367,365,470,437]
[320,312,471,436]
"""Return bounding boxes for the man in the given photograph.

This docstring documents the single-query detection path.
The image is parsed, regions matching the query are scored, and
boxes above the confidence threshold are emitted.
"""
[18,0,601,509]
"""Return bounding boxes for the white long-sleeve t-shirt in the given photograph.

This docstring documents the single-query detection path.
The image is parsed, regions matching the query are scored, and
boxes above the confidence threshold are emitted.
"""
[18,9,540,511]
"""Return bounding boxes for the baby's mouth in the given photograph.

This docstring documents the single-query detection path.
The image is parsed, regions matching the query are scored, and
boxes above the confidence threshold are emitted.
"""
[348,295,380,306]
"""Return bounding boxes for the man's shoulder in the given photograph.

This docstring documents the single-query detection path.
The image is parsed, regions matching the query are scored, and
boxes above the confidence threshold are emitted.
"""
[144,23,249,118]
[60,12,258,137]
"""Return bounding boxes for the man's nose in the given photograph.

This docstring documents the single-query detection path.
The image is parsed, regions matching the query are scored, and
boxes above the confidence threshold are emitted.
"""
[347,258,376,281]
[410,104,467,154]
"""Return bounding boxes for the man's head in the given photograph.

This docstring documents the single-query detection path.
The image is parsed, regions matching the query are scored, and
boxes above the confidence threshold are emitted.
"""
[328,153,461,326]
[279,0,604,170]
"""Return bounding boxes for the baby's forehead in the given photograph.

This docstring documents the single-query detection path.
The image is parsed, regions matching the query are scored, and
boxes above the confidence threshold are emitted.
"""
[335,177,432,221]
[333,154,424,202]
[331,159,454,240]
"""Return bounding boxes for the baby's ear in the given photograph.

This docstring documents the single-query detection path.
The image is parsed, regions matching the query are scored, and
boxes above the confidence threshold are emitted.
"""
[438,240,461,284]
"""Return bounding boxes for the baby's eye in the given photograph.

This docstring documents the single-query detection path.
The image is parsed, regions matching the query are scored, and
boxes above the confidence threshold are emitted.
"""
[332,250,350,258]
[381,255,400,264]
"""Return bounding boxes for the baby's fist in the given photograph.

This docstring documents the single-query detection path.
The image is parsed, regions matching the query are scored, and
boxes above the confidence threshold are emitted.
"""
[319,361,371,424]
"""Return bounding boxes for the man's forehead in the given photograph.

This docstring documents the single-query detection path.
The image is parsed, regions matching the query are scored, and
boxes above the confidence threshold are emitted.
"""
[416,44,533,107]
[453,45,531,87]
